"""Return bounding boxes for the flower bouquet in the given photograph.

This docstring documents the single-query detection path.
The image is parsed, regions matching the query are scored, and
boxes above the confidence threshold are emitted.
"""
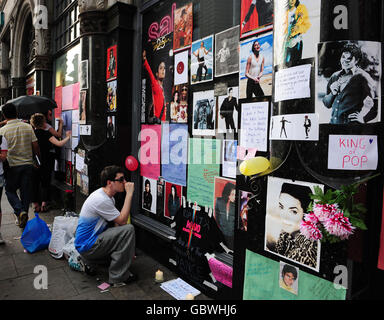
[300,182,370,243]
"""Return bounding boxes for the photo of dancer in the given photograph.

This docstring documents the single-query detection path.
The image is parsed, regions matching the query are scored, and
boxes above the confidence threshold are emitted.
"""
[142,49,170,123]
[317,41,381,124]
[274,0,320,67]
[214,177,236,250]
[173,3,193,52]
[218,87,239,133]
[191,35,214,84]
[164,182,183,219]
[215,25,240,77]
[142,177,157,214]
[239,32,273,98]
[240,0,274,38]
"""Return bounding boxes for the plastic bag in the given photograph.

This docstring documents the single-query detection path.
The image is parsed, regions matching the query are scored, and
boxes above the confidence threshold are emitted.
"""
[48,216,78,259]
[20,213,52,253]
[62,237,85,272]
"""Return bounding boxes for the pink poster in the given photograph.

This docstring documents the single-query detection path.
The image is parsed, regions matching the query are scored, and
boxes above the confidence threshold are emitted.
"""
[54,86,62,118]
[208,257,233,288]
[62,84,73,110]
[72,82,80,110]
[140,124,161,180]
[378,188,384,270]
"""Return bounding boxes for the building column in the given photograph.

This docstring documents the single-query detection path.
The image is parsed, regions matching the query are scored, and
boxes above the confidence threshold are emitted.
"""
[77,5,108,194]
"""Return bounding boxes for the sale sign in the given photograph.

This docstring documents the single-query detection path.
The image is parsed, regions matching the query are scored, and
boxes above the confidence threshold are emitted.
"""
[328,135,378,170]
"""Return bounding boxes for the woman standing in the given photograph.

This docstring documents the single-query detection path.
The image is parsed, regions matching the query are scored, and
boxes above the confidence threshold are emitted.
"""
[245,40,265,98]
[30,113,71,212]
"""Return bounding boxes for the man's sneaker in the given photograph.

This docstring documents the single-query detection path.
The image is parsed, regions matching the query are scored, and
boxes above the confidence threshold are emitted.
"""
[19,211,28,229]
[0,232,5,245]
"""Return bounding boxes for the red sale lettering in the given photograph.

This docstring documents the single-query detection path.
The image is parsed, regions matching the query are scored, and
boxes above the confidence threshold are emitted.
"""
[147,3,176,42]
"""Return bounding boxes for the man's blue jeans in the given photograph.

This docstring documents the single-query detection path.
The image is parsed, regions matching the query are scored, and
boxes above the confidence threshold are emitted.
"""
[5,165,34,216]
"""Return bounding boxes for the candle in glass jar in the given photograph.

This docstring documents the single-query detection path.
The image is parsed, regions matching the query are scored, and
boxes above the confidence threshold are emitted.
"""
[155,270,164,282]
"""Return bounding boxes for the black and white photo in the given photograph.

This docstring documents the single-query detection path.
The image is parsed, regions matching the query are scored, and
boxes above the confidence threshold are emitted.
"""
[215,26,240,77]
[192,90,216,136]
[317,40,381,124]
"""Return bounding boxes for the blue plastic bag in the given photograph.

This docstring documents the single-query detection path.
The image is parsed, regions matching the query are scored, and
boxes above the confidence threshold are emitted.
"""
[20,213,52,253]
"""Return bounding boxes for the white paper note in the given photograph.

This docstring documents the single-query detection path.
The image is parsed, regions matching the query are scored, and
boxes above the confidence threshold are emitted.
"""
[328,135,378,170]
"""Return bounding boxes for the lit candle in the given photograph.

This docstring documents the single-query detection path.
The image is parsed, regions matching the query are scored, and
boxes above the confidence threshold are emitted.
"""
[155,270,164,282]
[185,293,195,300]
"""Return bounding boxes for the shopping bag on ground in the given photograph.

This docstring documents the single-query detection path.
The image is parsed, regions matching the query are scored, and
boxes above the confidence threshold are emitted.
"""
[48,216,78,259]
[20,213,52,253]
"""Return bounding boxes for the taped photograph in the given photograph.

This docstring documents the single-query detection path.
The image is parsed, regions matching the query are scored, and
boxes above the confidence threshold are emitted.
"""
[317,40,381,124]
[265,176,322,272]
[192,90,216,136]
[215,25,240,77]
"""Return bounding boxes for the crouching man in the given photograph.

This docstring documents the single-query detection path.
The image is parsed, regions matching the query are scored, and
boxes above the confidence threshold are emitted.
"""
[74,165,136,286]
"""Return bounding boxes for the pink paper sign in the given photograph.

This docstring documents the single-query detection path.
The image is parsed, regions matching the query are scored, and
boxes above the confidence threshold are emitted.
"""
[208,258,233,288]
[140,124,161,180]
[72,82,80,110]
[62,84,73,110]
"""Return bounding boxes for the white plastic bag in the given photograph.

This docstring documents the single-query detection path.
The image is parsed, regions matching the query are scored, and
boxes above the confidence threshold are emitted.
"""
[48,216,78,259]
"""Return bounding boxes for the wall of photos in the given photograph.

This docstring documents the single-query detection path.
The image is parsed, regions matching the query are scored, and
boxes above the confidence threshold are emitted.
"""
[138,0,382,299]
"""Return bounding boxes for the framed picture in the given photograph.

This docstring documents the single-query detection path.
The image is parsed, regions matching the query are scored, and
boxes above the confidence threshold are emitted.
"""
[191,35,214,85]
[215,25,240,77]
[79,60,88,90]
[106,45,118,81]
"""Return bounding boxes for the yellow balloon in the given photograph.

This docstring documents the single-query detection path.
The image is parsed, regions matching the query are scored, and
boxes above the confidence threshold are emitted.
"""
[240,157,270,176]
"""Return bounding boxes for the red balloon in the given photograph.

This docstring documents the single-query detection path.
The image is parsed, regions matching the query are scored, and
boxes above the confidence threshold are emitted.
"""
[125,156,138,171]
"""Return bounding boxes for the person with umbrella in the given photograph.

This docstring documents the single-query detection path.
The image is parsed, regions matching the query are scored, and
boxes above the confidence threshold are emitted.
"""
[0,102,40,229]
[30,113,71,212]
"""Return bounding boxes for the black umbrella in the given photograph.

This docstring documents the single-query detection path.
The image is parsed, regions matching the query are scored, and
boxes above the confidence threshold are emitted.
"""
[1,95,57,120]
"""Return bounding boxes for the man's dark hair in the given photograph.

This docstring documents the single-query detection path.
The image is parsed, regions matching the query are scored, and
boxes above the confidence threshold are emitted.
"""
[1,102,17,119]
[342,43,362,63]
[100,165,124,187]
[282,264,297,279]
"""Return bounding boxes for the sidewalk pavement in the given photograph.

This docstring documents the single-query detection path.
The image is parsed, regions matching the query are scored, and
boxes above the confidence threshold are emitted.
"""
[0,195,210,300]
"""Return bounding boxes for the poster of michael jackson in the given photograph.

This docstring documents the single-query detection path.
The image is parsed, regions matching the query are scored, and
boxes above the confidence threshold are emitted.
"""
[273,0,320,67]
[240,0,273,39]
[173,2,193,53]
[141,1,176,124]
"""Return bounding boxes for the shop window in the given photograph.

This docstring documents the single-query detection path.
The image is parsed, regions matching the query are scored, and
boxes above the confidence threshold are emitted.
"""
[53,0,79,52]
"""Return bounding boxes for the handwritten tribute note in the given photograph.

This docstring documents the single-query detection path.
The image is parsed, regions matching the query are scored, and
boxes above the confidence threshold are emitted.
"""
[187,138,221,207]
[328,135,378,170]
[240,101,269,152]
[274,64,311,102]
[243,250,346,300]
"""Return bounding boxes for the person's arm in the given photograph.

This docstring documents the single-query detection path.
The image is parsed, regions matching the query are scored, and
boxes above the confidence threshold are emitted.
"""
[0,120,7,127]
[49,131,71,147]
[0,150,7,162]
[114,182,135,225]
[32,141,41,160]
[242,0,257,29]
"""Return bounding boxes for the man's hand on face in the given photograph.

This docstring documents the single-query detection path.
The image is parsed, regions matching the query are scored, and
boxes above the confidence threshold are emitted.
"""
[125,181,135,196]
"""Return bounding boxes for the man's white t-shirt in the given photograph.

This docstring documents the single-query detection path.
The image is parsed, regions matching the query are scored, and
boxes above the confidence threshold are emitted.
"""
[75,188,120,253]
